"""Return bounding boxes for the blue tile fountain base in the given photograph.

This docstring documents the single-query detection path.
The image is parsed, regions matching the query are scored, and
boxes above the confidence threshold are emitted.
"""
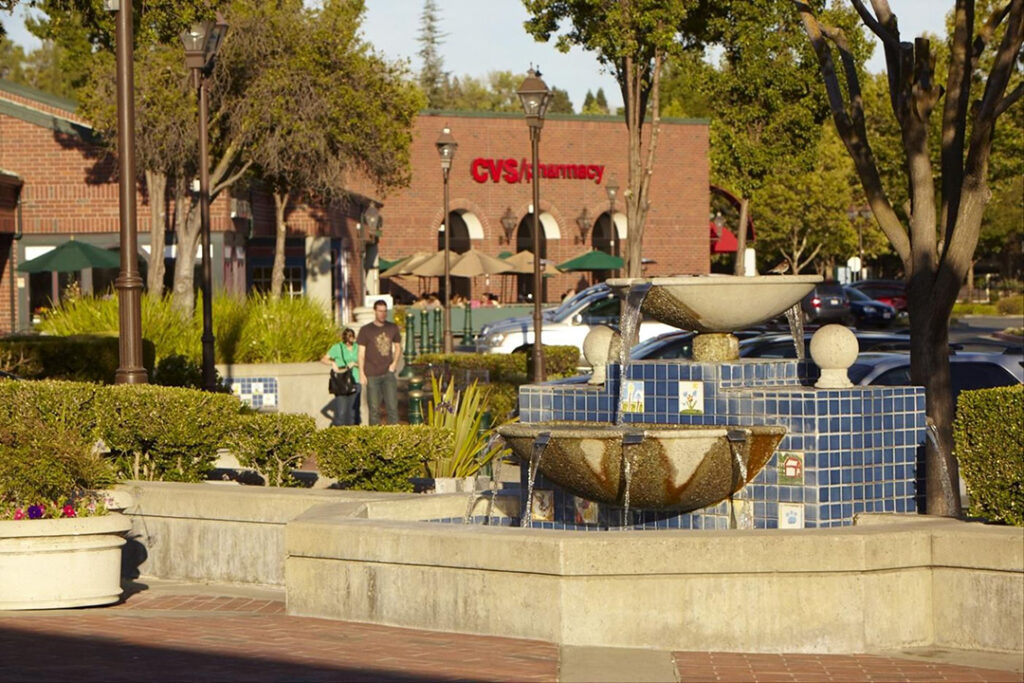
[516,359,926,529]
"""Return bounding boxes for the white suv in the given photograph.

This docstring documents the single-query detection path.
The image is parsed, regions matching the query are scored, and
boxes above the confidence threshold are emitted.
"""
[475,284,675,355]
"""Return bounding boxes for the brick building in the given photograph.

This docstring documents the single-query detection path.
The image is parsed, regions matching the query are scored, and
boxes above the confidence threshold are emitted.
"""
[0,79,709,333]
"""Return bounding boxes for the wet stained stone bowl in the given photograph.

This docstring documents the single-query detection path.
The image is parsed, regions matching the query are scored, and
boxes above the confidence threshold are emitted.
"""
[608,275,822,333]
[497,423,787,511]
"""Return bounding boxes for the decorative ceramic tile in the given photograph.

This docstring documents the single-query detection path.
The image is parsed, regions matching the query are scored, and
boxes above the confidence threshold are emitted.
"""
[778,451,805,486]
[574,497,599,524]
[778,502,805,529]
[620,380,645,413]
[531,490,554,522]
[678,380,704,415]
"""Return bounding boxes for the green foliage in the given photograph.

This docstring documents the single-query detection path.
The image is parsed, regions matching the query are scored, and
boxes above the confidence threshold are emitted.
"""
[996,296,1024,316]
[312,425,450,492]
[0,334,155,383]
[37,292,336,365]
[96,385,242,482]
[425,377,509,478]
[417,0,449,109]
[225,413,314,487]
[953,386,1024,525]
[0,379,114,507]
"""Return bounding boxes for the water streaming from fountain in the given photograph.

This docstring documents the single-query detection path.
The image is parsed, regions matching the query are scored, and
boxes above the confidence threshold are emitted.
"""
[925,418,959,514]
[620,431,644,528]
[726,431,754,529]
[482,438,505,525]
[522,432,551,528]
[783,303,806,359]
[615,283,650,427]
[464,432,506,524]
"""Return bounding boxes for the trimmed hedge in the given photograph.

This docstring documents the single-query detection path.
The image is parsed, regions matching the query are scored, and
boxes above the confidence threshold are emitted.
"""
[226,413,315,487]
[0,379,114,506]
[953,385,1024,525]
[312,425,451,492]
[0,334,156,384]
[97,384,244,482]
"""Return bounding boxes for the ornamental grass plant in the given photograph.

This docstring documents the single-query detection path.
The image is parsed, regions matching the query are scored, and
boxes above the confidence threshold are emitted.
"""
[425,376,510,478]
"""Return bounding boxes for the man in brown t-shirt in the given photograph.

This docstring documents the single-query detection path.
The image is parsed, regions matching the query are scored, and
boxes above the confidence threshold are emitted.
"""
[357,300,403,425]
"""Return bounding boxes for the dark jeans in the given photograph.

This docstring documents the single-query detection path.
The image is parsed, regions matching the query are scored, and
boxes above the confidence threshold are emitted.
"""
[365,372,398,425]
[331,386,360,426]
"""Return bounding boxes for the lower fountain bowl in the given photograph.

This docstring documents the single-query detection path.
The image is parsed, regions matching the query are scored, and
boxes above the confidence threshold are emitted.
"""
[497,422,786,511]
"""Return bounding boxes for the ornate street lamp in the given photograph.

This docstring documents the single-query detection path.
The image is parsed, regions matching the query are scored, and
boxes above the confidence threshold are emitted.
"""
[605,175,620,276]
[517,68,552,383]
[182,15,228,392]
[435,125,458,354]
[575,207,592,245]
[499,207,517,245]
[106,0,146,384]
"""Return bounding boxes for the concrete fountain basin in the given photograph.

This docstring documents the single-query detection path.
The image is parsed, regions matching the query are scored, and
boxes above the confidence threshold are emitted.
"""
[608,274,822,332]
[497,422,786,511]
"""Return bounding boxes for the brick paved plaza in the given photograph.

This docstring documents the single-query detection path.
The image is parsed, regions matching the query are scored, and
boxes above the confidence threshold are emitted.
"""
[1,583,1021,682]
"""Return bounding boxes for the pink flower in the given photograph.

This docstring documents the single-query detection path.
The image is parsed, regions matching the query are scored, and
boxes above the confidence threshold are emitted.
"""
[62,504,76,518]
[13,508,25,520]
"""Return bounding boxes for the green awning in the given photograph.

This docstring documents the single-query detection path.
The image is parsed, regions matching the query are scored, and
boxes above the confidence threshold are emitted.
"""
[378,255,408,272]
[556,249,623,272]
[497,251,513,260]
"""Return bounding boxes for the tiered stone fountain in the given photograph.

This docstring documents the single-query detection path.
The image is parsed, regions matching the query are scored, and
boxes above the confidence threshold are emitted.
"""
[499,274,927,529]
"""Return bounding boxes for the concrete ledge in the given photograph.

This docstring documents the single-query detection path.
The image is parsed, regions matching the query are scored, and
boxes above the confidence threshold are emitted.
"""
[285,512,1023,654]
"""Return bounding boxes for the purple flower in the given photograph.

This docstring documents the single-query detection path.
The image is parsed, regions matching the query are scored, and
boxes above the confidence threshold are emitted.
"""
[27,505,44,519]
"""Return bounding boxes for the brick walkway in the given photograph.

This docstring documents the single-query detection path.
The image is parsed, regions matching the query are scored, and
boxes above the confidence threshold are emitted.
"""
[1,590,1020,682]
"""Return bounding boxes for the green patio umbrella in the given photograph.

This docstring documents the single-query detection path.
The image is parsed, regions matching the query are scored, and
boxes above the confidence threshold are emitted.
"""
[556,249,623,272]
[17,240,120,273]
[377,255,409,272]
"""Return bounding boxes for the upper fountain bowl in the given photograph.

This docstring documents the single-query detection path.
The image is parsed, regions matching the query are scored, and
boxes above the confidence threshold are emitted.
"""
[608,274,822,333]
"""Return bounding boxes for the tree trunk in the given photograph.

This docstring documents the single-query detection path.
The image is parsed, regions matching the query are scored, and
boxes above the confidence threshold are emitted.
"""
[145,170,167,298]
[270,190,289,300]
[171,178,201,317]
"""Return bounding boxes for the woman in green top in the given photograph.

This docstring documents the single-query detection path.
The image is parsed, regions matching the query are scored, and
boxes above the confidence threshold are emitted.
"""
[321,328,360,425]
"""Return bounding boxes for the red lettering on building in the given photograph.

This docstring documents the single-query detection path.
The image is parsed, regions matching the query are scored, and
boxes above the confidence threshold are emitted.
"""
[470,158,605,184]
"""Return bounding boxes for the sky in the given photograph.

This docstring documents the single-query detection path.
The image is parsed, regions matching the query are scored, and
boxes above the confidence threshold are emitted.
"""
[2,1,951,112]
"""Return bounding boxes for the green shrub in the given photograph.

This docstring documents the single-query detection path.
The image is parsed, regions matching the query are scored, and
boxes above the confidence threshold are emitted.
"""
[996,295,1023,316]
[0,379,114,507]
[425,377,509,477]
[952,302,999,316]
[0,334,155,383]
[38,292,337,365]
[312,425,451,492]
[953,385,1024,525]
[225,413,315,487]
[97,384,243,482]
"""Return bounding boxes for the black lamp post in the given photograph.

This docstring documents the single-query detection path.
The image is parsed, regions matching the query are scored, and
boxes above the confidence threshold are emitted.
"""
[605,176,619,276]
[517,68,552,383]
[435,125,458,354]
[361,203,380,303]
[182,16,228,392]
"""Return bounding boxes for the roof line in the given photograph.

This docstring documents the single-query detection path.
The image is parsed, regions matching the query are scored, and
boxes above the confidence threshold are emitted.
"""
[0,98,97,144]
[0,79,79,113]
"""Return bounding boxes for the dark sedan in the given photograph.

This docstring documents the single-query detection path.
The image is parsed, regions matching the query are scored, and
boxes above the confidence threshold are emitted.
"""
[844,287,897,328]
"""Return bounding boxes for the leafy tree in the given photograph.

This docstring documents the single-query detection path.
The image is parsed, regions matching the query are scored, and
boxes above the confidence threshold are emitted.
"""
[0,34,27,82]
[659,50,714,118]
[444,69,572,113]
[524,0,694,278]
[21,39,77,98]
[229,0,423,298]
[582,86,610,114]
[417,0,449,109]
[549,84,574,113]
[795,0,1024,516]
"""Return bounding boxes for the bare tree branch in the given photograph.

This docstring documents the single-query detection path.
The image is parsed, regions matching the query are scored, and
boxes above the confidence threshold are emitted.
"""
[995,81,1024,115]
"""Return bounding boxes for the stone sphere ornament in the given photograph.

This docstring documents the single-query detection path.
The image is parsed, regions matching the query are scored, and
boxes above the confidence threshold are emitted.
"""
[810,324,858,388]
[583,325,622,385]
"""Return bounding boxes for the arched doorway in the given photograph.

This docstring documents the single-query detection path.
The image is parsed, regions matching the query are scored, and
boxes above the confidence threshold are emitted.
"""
[515,213,547,303]
[590,211,617,282]
[436,212,471,299]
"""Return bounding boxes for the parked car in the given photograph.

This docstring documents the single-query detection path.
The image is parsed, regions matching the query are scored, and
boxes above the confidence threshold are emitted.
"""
[801,282,853,325]
[849,351,1023,406]
[848,279,908,313]
[737,331,919,359]
[629,329,765,361]
[475,283,675,355]
[844,287,897,327]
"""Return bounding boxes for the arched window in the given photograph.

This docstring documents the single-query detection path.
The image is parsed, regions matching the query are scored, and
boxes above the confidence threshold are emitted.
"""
[515,214,548,303]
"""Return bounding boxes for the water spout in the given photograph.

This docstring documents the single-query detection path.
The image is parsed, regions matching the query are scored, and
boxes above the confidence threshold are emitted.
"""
[616,283,651,426]
[620,430,645,528]
[925,418,959,514]
[783,303,805,359]
[522,431,551,528]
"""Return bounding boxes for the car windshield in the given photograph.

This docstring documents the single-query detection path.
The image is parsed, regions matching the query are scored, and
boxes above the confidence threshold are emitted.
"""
[845,288,873,302]
[545,287,607,321]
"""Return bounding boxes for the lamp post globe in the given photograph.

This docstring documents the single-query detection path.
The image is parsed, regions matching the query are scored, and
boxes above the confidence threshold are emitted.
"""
[517,68,552,383]
[435,125,458,354]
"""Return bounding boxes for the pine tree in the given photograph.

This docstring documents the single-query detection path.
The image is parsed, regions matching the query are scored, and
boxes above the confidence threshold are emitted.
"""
[417,0,449,109]
[594,87,609,114]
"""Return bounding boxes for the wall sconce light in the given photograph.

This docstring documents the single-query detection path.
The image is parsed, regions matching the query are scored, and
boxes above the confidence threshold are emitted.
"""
[499,207,517,245]
[575,207,592,245]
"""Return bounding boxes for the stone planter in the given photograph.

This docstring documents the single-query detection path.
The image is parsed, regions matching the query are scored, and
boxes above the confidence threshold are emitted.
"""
[0,512,132,610]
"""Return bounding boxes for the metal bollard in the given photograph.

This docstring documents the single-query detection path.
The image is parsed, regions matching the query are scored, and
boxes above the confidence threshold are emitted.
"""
[462,304,473,347]
[401,313,416,377]
[418,309,427,356]
[432,308,442,354]
[407,389,424,425]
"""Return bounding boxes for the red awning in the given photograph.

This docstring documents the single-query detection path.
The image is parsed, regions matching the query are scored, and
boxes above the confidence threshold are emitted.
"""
[710,222,738,253]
